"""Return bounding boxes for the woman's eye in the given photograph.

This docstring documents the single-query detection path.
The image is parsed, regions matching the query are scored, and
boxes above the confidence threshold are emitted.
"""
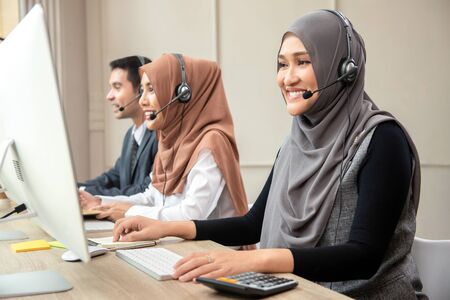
[298,59,311,65]
[278,61,287,68]
[139,87,144,94]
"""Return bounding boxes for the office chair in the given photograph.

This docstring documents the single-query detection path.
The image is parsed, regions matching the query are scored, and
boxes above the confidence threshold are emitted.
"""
[411,236,450,300]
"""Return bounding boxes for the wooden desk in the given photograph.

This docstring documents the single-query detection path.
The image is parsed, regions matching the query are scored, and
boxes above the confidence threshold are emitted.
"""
[0,218,350,300]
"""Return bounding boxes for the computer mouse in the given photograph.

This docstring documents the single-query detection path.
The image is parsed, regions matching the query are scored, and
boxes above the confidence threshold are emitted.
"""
[61,246,108,262]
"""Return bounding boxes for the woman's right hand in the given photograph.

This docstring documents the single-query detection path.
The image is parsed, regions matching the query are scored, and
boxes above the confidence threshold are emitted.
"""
[113,216,164,242]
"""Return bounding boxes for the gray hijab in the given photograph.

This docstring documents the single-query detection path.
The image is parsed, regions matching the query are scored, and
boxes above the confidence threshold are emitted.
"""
[260,10,420,248]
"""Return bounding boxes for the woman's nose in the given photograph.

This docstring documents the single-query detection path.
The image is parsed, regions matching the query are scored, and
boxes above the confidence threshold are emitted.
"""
[138,94,147,107]
[284,67,300,86]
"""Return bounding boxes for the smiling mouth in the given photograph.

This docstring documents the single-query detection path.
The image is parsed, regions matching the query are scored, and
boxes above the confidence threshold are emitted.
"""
[285,89,307,101]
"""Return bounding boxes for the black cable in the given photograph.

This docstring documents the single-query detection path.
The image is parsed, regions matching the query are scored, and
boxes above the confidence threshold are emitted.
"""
[0,203,27,219]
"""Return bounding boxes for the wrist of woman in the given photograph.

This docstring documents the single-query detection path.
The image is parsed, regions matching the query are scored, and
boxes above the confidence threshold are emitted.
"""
[163,220,196,240]
[256,249,294,273]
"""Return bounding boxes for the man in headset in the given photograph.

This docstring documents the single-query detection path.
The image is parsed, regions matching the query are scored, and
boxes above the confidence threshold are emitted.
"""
[78,56,157,196]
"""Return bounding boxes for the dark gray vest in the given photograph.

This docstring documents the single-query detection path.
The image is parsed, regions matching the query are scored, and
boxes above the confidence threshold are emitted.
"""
[316,127,427,299]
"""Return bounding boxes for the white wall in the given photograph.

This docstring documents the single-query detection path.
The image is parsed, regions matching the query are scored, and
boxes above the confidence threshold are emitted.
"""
[58,0,90,181]
[81,0,450,239]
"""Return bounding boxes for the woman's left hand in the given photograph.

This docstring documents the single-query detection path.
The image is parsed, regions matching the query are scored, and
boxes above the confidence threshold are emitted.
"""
[173,250,261,282]
[93,202,133,222]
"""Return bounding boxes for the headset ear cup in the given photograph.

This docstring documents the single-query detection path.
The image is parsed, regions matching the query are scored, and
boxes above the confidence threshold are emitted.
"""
[339,58,358,84]
[177,83,192,103]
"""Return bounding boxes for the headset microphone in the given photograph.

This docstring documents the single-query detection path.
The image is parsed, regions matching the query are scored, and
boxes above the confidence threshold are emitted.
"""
[302,66,357,100]
[149,89,189,120]
[118,93,141,112]
[149,53,192,121]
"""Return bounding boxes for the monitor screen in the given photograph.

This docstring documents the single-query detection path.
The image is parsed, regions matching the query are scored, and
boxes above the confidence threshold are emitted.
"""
[0,5,89,262]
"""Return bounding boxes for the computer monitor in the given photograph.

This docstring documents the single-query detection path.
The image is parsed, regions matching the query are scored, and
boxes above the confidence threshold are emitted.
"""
[0,2,89,268]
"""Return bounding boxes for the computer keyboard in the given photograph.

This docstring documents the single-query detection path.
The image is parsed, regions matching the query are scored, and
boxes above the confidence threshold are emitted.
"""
[116,247,183,280]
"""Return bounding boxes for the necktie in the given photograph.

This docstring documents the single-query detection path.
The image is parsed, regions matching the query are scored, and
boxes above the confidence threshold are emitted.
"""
[130,138,139,175]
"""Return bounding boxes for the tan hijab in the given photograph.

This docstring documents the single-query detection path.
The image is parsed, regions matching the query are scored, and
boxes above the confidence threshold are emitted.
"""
[139,54,248,216]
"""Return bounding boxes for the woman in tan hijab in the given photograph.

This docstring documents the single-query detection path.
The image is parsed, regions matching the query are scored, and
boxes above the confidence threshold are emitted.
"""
[80,54,248,221]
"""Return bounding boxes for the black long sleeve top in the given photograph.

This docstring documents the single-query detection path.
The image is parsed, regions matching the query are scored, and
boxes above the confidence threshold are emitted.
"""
[194,121,413,282]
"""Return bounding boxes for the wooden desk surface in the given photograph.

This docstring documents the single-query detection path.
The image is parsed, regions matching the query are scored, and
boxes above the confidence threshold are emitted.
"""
[0,217,350,300]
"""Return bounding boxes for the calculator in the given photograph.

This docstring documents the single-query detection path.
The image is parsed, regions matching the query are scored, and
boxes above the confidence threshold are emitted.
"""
[196,272,298,297]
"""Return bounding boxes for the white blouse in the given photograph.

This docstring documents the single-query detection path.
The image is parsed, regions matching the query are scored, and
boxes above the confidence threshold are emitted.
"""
[99,149,235,221]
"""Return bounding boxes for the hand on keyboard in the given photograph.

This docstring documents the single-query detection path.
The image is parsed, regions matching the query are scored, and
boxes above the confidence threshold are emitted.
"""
[113,216,165,242]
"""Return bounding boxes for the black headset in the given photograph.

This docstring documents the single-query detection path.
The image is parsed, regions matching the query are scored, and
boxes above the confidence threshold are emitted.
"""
[147,54,192,120]
[327,10,358,84]
[173,53,192,103]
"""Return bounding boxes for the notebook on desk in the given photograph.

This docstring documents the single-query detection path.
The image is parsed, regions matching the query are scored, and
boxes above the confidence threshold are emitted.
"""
[88,236,158,250]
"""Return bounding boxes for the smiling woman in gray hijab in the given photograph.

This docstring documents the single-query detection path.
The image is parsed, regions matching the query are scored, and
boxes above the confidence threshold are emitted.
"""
[111,10,426,299]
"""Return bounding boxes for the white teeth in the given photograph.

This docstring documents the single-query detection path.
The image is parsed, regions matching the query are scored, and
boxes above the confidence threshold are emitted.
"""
[144,112,151,116]
[288,91,303,97]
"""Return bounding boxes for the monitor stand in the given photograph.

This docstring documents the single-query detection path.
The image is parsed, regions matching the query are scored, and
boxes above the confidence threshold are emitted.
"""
[0,139,29,241]
[0,270,72,297]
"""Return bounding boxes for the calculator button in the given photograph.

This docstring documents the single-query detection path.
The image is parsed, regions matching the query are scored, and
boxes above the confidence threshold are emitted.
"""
[217,277,238,284]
